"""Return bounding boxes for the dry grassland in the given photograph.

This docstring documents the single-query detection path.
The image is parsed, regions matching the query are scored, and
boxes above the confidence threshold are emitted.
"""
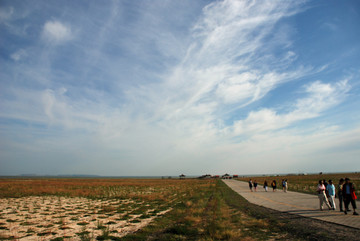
[0,178,206,240]
[2,176,358,240]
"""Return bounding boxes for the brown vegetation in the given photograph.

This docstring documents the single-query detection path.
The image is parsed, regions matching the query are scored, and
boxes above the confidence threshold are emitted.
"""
[0,178,211,240]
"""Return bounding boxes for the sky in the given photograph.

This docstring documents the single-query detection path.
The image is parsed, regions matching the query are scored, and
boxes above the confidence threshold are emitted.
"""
[0,0,360,176]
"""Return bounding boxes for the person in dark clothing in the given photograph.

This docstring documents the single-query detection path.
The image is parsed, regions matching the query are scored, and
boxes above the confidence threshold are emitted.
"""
[338,178,344,212]
[271,180,277,192]
[342,177,358,215]
[263,180,268,192]
[248,179,253,192]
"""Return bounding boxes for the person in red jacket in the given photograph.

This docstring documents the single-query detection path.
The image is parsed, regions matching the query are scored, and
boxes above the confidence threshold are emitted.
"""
[342,177,358,215]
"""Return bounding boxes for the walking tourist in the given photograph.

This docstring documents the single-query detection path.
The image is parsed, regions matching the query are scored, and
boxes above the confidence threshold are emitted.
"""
[323,179,329,196]
[282,179,285,192]
[326,180,336,210]
[271,180,277,192]
[317,180,331,211]
[254,180,258,192]
[338,178,344,212]
[284,179,288,192]
[342,178,358,215]
[263,180,268,192]
[249,179,253,192]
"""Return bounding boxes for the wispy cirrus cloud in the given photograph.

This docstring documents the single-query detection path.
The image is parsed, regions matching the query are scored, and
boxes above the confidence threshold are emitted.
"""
[10,49,27,61]
[233,79,350,136]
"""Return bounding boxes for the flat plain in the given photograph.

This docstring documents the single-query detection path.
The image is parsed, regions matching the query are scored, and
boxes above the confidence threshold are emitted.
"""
[0,178,204,240]
[1,175,359,240]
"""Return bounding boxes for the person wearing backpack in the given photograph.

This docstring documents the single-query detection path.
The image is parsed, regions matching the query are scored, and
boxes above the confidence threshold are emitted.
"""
[271,180,277,192]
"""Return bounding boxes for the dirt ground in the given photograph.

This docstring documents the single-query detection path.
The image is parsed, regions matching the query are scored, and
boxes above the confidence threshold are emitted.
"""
[0,196,170,240]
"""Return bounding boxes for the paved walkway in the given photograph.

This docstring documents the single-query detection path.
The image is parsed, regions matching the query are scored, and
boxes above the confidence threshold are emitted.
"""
[223,179,360,229]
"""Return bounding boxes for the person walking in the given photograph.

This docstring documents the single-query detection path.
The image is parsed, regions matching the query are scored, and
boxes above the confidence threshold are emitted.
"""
[271,180,277,192]
[254,180,258,192]
[263,180,268,192]
[317,180,331,211]
[326,180,336,210]
[284,179,288,193]
[338,178,344,212]
[282,179,285,192]
[249,179,253,192]
[342,177,358,215]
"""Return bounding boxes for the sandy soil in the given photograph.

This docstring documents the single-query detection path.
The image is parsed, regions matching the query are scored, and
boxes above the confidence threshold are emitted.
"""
[0,196,170,240]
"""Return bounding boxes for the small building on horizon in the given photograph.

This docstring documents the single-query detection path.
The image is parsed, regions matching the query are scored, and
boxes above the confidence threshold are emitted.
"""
[222,173,232,179]
[198,174,212,179]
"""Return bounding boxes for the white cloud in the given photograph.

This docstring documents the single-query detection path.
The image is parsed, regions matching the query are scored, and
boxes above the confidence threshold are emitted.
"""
[10,49,27,61]
[233,79,350,136]
[42,20,72,44]
[295,80,350,113]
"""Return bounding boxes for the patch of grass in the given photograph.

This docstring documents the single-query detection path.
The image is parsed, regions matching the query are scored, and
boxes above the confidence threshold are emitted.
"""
[60,226,72,230]
[76,227,92,241]
[6,219,17,223]
[37,231,57,236]
[20,221,34,226]
[130,219,141,223]
[26,228,35,233]
[100,205,116,213]
[77,221,89,226]
[120,213,131,220]
[96,220,106,230]
[165,224,198,236]
[50,238,64,241]
[139,214,151,219]
[96,226,110,240]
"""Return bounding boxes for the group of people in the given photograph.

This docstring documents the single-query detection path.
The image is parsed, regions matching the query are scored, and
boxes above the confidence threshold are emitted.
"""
[248,179,258,192]
[248,179,288,192]
[248,177,358,216]
[317,177,358,215]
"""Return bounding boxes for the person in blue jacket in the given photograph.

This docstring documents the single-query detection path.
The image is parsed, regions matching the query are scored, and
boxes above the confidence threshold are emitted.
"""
[326,180,336,210]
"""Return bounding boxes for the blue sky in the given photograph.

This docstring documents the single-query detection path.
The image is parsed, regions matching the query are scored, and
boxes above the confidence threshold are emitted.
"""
[1,0,359,176]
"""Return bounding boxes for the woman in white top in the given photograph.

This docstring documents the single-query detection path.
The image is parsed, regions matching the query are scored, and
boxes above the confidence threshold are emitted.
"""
[317,180,331,211]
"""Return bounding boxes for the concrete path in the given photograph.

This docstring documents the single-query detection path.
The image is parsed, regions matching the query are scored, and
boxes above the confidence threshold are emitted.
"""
[223,179,360,229]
